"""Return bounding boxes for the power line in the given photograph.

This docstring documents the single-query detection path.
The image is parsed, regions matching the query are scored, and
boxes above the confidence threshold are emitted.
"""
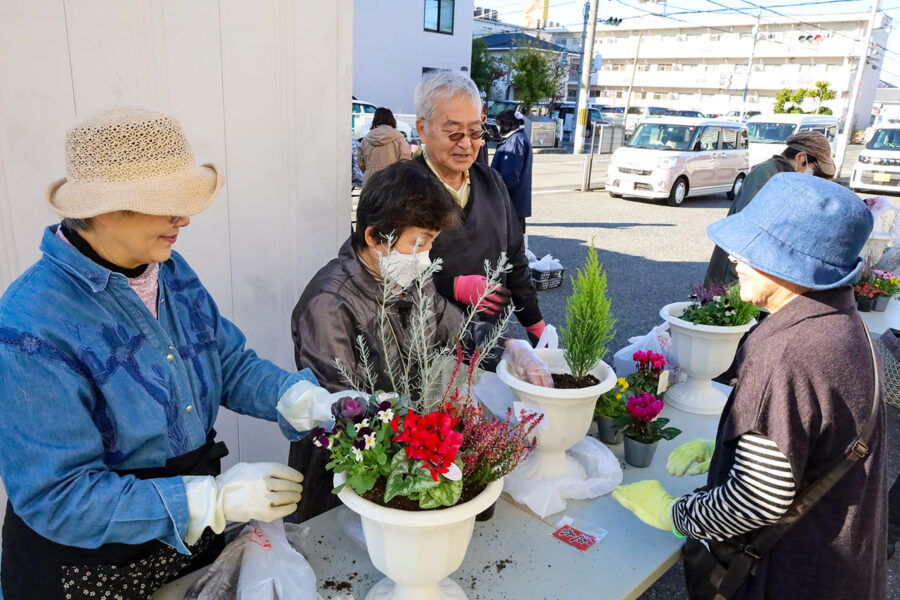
[736,0,864,43]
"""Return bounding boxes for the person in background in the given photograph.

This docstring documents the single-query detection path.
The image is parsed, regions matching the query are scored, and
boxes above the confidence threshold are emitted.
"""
[475,103,489,166]
[705,131,835,286]
[351,136,364,187]
[0,108,333,599]
[613,173,885,600]
[288,160,552,521]
[491,109,534,234]
[357,107,411,185]
[412,71,548,345]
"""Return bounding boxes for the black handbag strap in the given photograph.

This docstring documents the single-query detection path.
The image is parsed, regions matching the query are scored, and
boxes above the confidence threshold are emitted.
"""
[713,327,881,600]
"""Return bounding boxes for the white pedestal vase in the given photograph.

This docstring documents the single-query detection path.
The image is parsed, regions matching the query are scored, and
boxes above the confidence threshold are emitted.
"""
[335,473,504,600]
[660,302,756,415]
[496,348,616,481]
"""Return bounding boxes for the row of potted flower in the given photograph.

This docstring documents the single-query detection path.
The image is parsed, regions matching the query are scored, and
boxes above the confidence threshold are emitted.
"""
[855,265,899,312]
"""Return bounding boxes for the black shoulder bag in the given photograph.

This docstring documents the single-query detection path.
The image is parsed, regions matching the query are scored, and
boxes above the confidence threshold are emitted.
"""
[682,327,882,600]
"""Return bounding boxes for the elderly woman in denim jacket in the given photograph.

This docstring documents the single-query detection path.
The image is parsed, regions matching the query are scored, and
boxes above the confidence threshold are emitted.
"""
[0,108,333,600]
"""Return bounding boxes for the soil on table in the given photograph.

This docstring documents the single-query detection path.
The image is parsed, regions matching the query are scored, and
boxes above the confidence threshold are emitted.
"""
[361,476,487,511]
[551,373,599,389]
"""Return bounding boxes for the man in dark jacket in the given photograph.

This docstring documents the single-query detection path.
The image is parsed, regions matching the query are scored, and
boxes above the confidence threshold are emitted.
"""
[287,161,552,521]
[412,71,548,344]
[614,173,885,599]
[492,109,533,233]
[704,131,835,286]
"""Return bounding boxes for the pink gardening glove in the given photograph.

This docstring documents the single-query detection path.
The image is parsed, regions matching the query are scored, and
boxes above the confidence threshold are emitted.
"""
[525,321,546,341]
[454,275,511,315]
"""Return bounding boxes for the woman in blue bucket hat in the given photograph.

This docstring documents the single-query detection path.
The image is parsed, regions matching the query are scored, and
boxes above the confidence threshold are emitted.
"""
[613,173,886,600]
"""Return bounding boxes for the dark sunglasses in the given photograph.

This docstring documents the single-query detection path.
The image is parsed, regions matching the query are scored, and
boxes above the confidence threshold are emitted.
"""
[443,129,485,142]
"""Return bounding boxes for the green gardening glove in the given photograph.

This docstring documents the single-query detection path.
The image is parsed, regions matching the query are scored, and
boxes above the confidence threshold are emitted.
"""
[666,439,715,476]
[611,480,676,531]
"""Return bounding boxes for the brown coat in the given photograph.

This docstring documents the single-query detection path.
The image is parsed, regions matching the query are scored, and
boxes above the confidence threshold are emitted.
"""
[357,125,411,184]
[701,287,887,599]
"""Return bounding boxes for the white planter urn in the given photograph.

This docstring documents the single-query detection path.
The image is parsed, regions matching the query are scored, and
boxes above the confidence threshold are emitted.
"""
[335,473,504,600]
[660,302,756,415]
[496,348,616,481]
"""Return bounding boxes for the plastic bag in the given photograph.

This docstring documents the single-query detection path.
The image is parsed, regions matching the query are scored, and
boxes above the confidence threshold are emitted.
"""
[503,437,623,517]
[613,322,680,382]
[535,324,559,350]
[529,253,564,271]
[185,519,318,600]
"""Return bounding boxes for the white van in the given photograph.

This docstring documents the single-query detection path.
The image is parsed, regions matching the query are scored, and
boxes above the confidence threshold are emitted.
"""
[851,124,900,193]
[607,118,750,206]
[745,114,838,167]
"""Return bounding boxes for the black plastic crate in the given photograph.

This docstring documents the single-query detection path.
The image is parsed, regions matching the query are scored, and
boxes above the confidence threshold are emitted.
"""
[533,275,563,291]
[531,267,565,281]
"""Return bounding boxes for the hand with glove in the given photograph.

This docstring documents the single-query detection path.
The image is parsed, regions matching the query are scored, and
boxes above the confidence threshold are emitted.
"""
[183,462,303,545]
[666,439,715,476]
[503,339,554,387]
[276,379,333,433]
[454,274,511,315]
[611,480,677,532]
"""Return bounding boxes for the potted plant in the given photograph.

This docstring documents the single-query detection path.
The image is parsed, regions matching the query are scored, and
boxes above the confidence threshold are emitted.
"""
[317,252,542,600]
[871,269,898,312]
[613,392,681,467]
[594,377,628,444]
[497,245,617,480]
[627,350,669,395]
[855,281,886,312]
[660,284,758,415]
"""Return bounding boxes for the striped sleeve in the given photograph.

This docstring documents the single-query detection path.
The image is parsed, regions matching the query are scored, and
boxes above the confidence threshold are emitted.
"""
[672,433,796,541]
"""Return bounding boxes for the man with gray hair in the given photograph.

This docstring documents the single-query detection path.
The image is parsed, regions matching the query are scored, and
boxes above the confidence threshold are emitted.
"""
[412,71,547,344]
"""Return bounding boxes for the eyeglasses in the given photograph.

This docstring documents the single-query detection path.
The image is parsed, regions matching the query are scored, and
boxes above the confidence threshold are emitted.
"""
[442,129,485,142]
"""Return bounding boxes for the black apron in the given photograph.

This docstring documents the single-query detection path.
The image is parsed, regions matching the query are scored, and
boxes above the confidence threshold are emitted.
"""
[1,430,228,600]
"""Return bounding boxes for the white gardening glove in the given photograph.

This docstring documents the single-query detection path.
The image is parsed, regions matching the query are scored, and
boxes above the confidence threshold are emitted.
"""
[182,462,303,545]
[276,379,333,432]
[503,339,554,387]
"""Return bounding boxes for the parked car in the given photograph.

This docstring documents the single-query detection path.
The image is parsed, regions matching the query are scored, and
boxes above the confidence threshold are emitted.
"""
[745,113,838,167]
[663,110,705,119]
[352,100,415,141]
[722,110,762,122]
[851,124,900,194]
[606,117,750,206]
[625,106,668,134]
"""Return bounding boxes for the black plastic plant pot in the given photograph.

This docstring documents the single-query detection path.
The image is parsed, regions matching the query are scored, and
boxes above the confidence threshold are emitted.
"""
[857,296,875,312]
[475,500,497,522]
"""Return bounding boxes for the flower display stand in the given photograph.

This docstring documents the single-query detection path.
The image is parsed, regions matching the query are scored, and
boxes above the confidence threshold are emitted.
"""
[660,302,755,415]
[335,474,504,600]
[496,348,616,481]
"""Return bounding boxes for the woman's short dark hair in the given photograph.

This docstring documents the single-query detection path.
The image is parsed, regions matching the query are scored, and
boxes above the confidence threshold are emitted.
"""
[496,109,520,133]
[371,107,397,129]
[352,161,460,250]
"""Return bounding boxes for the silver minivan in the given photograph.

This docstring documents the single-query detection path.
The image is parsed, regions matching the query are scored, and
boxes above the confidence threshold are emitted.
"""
[607,118,750,206]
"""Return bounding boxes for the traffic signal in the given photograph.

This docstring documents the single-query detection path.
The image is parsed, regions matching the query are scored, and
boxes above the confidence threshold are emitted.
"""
[602,17,622,26]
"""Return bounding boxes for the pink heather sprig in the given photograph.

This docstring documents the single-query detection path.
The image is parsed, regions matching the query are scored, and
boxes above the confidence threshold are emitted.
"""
[626,392,664,422]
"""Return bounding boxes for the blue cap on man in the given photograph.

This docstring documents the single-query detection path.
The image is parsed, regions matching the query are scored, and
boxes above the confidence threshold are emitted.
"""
[707,172,873,290]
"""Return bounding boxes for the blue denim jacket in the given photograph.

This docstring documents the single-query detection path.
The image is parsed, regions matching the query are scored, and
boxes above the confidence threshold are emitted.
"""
[0,227,314,555]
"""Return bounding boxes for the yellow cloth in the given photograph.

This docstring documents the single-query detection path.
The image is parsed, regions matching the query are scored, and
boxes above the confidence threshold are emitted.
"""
[611,480,676,531]
[667,439,716,476]
[424,152,470,208]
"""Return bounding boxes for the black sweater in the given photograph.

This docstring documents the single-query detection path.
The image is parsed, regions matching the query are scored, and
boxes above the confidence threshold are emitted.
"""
[414,155,542,327]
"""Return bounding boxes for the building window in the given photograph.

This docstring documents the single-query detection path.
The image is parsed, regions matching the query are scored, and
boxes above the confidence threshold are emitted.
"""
[567,89,577,100]
[653,92,664,100]
[657,64,673,72]
[709,33,721,42]
[424,0,454,34]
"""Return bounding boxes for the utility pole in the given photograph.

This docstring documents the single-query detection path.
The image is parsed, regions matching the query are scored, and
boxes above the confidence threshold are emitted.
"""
[574,1,590,113]
[834,0,879,176]
[622,32,643,135]
[740,11,761,121]
[573,0,599,154]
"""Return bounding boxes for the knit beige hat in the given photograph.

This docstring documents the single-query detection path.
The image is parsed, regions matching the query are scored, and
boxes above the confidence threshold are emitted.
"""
[46,107,224,218]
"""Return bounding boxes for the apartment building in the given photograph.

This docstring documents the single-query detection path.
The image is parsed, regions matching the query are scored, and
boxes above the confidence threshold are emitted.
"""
[544,12,890,127]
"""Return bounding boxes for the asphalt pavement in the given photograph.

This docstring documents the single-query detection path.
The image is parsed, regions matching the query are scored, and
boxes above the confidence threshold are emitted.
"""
[506,143,900,600]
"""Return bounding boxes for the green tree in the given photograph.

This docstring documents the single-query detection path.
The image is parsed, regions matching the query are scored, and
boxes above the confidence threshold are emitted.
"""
[773,87,807,114]
[503,46,565,112]
[808,80,836,114]
[471,38,505,96]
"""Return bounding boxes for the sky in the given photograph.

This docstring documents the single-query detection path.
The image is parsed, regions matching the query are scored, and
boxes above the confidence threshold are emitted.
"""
[476,0,900,85]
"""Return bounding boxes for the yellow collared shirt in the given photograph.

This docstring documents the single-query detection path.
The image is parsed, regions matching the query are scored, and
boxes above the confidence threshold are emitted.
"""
[424,153,470,208]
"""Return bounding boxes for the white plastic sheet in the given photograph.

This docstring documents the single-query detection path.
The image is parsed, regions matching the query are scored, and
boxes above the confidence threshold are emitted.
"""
[503,437,623,518]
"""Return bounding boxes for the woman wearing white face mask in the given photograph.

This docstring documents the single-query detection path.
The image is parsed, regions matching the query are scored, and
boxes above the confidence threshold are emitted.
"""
[286,160,552,521]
